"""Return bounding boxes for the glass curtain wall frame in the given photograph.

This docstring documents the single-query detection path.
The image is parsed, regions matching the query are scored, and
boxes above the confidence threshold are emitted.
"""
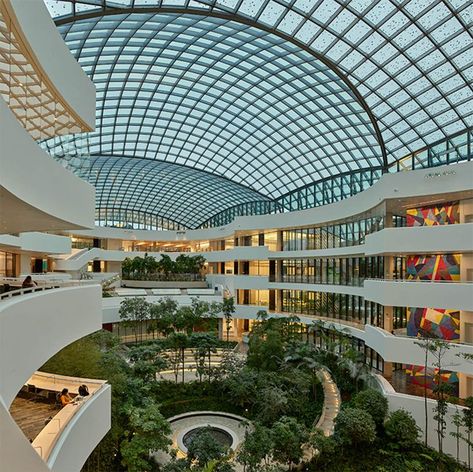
[281,216,385,251]
[280,289,384,328]
[45,10,384,198]
[278,256,384,286]
[43,1,473,229]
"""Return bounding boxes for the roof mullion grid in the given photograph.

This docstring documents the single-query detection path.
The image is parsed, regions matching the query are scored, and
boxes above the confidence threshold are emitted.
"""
[57,12,381,199]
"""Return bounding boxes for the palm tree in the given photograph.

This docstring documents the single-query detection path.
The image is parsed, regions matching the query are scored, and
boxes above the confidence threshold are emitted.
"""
[284,341,323,401]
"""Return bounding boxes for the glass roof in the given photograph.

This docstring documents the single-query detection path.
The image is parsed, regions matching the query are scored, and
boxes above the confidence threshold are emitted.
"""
[45,11,382,197]
[88,156,271,228]
[43,0,473,228]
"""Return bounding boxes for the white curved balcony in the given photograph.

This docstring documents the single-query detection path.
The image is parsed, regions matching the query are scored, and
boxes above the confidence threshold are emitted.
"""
[364,325,473,376]
[22,372,111,472]
[0,285,102,407]
[1,0,95,132]
[0,398,49,472]
[0,98,95,234]
[365,224,473,255]
[364,279,473,312]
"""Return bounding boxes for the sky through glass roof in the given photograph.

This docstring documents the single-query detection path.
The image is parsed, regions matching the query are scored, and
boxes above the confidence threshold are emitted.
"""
[43,0,473,228]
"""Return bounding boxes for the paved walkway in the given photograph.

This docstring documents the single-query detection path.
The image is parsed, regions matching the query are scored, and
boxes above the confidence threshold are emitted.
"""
[315,368,341,436]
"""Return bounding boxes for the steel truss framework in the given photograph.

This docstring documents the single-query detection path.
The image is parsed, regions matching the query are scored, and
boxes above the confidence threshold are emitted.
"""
[43,0,473,229]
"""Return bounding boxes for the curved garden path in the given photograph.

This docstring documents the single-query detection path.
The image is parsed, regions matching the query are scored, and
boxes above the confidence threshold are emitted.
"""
[315,368,341,436]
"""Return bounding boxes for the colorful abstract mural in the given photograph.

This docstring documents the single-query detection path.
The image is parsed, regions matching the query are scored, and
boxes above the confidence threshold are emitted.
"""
[406,254,460,281]
[406,365,459,393]
[406,201,459,226]
[407,307,460,340]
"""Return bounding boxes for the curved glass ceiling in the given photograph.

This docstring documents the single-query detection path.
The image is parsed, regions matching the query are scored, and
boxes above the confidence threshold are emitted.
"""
[46,0,473,160]
[43,0,473,229]
[45,12,383,196]
[88,156,270,227]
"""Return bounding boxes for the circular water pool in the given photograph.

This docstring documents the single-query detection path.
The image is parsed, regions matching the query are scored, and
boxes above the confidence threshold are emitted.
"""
[182,426,233,449]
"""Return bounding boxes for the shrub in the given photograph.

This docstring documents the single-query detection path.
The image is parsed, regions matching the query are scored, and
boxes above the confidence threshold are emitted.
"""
[352,388,388,426]
[334,408,377,447]
[384,409,420,450]
[186,427,228,466]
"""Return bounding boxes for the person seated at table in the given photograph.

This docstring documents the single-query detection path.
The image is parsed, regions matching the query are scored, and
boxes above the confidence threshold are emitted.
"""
[59,388,72,407]
[22,276,37,288]
[78,384,89,397]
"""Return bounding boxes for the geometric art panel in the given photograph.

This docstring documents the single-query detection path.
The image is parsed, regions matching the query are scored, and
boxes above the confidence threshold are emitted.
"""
[406,254,460,281]
[407,307,460,341]
[406,365,459,392]
[406,202,459,227]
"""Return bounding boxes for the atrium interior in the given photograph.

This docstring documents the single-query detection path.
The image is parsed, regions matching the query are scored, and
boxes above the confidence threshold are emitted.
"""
[0,0,472,471]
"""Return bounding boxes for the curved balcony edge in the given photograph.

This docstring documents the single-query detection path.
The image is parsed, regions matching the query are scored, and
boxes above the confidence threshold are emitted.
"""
[0,98,95,234]
[0,397,49,472]
[69,161,473,241]
[364,279,473,311]
[48,384,111,472]
[0,285,102,407]
[4,0,95,129]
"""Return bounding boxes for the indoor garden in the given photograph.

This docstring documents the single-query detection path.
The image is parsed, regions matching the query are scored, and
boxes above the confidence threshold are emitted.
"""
[41,300,472,472]
[121,254,207,281]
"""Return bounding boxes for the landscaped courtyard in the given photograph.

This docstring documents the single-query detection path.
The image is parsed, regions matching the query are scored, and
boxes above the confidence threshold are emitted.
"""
[41,301,472,472]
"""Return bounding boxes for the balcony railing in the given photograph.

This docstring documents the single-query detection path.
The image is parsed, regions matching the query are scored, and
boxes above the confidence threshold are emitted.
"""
[270,274,364,286]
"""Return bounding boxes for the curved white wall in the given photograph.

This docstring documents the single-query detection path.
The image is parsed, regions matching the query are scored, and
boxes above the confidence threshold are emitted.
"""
[365,280,473,311]
[5,0,95,129]
[376,375,470,464]
[0,98,95,234]
[0,232,71,255]
[0,398,49,472]
[49,385,111,472]
[71,161,473,242]
[0,285,102,407]
[365,224,473,255]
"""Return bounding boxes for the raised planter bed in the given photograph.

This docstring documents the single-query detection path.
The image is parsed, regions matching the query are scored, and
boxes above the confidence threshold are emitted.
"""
[122,280,208,289]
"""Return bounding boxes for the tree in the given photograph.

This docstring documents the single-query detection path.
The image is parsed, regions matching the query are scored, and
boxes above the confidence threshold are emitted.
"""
[333,408,376,448]
[255,385,289,425]
[222,297,235,344]
[463,397,473,470]
[161,458,189,472]
[284,341,322,401]
[165,332,189,383]
[247,327,284,371]
[384,409,420,450]
[191,332,219,382]
[352,388,388,428]
[150,298,178,337]
[119,297,151,343]
[414,334,438,445]
[271,416,308,470]
[223,368,259,410]
[430,338,453,454]
[159,254,175,277]
[186,427,228,467]
[120,402,172,472]
[451,407,463,462]
[237,423,272,471]
[128,343,168,382]
[309,428,336,465]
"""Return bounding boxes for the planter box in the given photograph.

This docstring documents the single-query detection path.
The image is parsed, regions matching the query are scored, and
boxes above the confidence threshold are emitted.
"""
[122,280,208,289]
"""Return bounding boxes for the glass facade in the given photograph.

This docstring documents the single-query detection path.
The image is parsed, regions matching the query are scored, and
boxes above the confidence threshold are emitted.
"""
[278,168,383,212]
[0,251,17,277]
[277,256,384,286]
[282,216,384,251]
[281,290,384,328]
